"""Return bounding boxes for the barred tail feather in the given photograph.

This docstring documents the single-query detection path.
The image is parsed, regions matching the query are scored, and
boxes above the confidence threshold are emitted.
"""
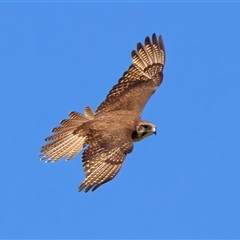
[40,106,95,162]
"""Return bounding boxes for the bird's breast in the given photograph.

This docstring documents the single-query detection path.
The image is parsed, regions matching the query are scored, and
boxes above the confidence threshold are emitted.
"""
[90,111,139,132]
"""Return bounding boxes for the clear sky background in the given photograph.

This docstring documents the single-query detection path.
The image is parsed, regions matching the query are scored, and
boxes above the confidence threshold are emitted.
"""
[0,2,240,239]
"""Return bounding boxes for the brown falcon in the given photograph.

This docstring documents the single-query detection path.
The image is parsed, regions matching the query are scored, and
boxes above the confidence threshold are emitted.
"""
[40,33,166,192]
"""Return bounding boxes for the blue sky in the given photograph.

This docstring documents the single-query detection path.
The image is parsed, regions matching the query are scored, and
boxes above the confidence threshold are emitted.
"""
[1,2,240,239]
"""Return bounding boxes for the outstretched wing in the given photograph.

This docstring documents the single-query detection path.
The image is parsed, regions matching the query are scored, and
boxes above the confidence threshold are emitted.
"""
[96,33,166,116]
[79,128,133,192]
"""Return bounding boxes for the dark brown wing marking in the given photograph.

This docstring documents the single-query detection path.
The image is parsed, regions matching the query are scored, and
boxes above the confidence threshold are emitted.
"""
[96,34,165,115]
[78,129,133,192]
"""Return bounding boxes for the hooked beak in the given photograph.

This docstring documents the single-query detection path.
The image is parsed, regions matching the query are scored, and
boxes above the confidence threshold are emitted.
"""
[153,127,157,135]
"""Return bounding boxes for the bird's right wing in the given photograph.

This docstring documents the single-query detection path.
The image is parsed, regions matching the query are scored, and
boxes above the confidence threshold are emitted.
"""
[96,33,166,116]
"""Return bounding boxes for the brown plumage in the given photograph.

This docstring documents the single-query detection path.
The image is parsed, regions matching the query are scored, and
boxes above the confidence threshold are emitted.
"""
[40,33,166,192]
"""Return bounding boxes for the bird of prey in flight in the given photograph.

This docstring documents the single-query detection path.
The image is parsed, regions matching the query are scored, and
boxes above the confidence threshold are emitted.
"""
[40,33,166,192]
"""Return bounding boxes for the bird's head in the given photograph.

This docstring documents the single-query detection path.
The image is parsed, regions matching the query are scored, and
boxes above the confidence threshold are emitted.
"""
[132,121,157,142]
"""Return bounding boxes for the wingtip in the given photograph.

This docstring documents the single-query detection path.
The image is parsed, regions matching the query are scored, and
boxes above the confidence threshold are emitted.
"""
[131,50,137,58]
[78,181,101,193]
[158,35,165,53]
[152,33,158,44]
[144,36,151,46]
[78,186,90,193]
[152,32,157,38]
[152,33,164,47]
[78,183,87,193]
[136,42,144,51]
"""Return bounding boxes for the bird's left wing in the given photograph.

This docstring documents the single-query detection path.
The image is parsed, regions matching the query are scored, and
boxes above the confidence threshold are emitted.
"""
[79,128,133,192]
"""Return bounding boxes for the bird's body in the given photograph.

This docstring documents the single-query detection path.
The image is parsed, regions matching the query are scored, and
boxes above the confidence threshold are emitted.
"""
[41,33,166,192]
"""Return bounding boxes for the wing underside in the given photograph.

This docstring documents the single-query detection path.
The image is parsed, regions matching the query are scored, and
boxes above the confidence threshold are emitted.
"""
[96,34,166,115]
[79,129,133,192]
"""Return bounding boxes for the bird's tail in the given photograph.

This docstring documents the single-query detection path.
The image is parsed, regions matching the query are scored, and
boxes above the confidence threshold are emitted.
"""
[40,106,95,162]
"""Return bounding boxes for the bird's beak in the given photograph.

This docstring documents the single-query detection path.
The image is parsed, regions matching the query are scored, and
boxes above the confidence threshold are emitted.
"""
[153,127,157,135]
